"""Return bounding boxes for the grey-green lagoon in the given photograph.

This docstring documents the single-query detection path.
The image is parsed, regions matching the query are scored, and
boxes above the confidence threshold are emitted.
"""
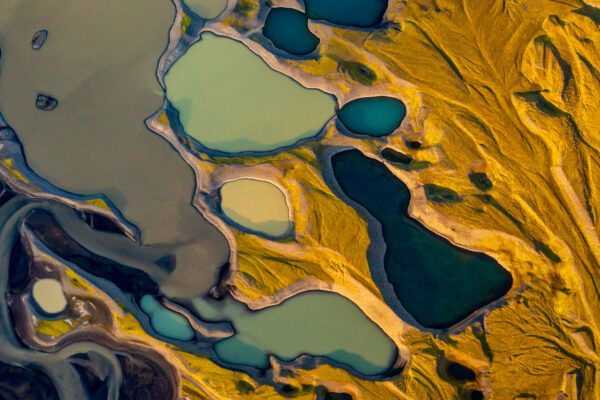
[0,0,230,299]
[192,292,396,375]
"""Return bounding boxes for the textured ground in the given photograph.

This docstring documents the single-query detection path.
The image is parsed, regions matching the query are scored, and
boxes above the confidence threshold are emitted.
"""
[3,0,600,399]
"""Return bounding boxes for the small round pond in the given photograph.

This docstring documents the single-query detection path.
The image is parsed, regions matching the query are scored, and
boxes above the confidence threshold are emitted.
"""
[220,178,291,237]
[32,278,67,314]
[338,97,406,137]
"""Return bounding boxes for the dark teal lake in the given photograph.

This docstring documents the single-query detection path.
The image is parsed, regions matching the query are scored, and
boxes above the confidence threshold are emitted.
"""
[263,8,319,56]
[331,150,512,329]
[302,0,388,27]
[338,97,406,137]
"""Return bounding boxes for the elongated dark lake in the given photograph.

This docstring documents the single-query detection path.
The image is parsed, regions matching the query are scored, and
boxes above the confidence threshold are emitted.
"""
[331,150,512,329]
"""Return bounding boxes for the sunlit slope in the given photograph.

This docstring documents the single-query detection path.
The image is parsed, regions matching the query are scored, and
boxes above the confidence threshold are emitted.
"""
[190,0,600,398]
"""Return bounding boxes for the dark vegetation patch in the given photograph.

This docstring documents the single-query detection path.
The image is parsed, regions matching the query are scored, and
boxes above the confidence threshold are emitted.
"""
[447,362,476,381]
[407,140,422,149]
[338,61,377,85]
[236,380,255,394]
[424,184,461,203]
[515,90,566,117]
[381,148,431,170]
[468,172,493,191]
[533,240,562,263]
[325,392,353,400]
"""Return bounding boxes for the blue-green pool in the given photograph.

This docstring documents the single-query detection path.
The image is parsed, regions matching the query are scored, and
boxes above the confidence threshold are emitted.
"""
[140,295,195,341]
[192,291,396,375]
[338,97,406,137]
[331,150,512,329]
[302,0,388,27]
[263,8,319,56]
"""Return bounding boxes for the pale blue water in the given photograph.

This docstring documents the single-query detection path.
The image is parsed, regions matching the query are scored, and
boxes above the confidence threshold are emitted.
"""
[337,96,406,137]
[263,8,319,55]
[140,295,195,341]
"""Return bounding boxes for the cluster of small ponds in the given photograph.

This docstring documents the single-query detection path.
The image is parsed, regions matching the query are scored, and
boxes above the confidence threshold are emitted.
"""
[0,0,513,395]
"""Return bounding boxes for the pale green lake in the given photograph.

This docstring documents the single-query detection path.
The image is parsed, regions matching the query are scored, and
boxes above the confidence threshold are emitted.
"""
[220,178,290,236]
[164,32,336,153]
[192,292,396,375]
[185,0,228,19]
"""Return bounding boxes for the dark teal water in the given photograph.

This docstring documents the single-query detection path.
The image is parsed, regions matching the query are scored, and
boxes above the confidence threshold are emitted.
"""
[302,0,388,27]
[331,150,512,329]
[338,97,406,137]
[263,8,319,56]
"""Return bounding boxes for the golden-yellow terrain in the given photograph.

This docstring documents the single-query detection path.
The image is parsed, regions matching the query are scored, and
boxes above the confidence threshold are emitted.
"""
[42,0,600,398]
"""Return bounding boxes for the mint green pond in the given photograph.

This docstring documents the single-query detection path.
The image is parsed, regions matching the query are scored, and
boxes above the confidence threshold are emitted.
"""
[192,292,396,375]
[164,33,336,153]
[141,295,195,341]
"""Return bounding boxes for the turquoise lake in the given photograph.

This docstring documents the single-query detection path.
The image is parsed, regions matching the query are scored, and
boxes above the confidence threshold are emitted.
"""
[192,292,396,375]
[331,150,512,329]
[338,97,406,137]
[140,295,195,341]
[303,0,388,27]
[164,33,335,153]
[263,8,319,56]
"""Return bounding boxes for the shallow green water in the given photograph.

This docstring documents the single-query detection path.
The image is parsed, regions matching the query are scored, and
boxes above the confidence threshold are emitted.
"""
[338,97,406,137]
[331,150,512,329]
[220,178,290,236]
[192,292,395,375]
[140,295,195,341]
[164,32,335,153]
[185,0,228,19]
[263,8,319,55]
